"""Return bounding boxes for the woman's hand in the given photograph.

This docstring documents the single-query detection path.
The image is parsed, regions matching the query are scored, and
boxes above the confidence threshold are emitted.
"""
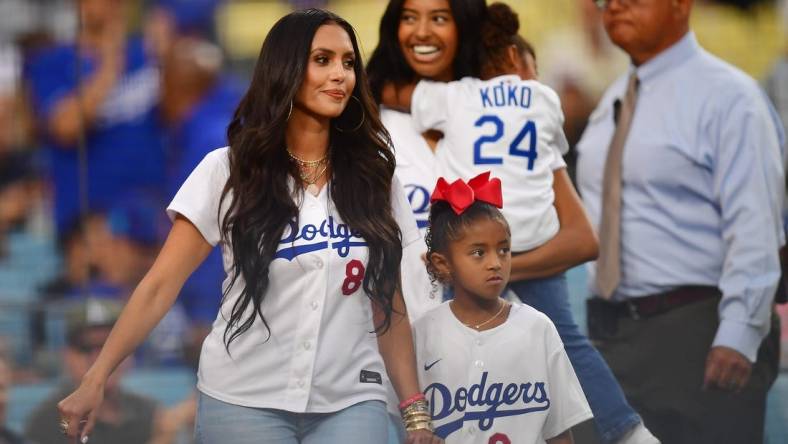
[57,378,105,443]
[406,429,444,443]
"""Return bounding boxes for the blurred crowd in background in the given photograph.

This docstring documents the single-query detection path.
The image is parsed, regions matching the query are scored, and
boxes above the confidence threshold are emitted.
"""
[0,0,786,443]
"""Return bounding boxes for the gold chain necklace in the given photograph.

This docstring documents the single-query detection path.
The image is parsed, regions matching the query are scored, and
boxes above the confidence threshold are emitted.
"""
[287,149,327,166]
[454,300,508,330]
[287,149,329,195]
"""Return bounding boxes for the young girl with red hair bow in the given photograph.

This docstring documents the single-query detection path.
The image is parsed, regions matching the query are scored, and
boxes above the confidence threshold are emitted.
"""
[413,172,592,444]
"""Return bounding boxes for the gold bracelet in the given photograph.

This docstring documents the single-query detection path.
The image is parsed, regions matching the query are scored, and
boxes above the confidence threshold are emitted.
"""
[405,420,433,432]
[400,400,429,415]
[403,402,429,411]
[404,415,431,424]
[402,404,430,414]
[405,419,432,428]
[401,399,433,432]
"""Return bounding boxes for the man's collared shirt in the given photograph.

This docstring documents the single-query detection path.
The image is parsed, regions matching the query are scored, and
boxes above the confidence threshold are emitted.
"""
[576,32,785,361]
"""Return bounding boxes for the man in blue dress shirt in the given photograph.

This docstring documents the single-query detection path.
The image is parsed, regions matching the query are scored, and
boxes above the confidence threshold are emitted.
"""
[576,0,785,442]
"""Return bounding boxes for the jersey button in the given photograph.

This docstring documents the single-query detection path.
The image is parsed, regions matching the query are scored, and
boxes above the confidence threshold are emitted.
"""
[475,339,483,346]
[303,341,312,350]
[315,258,324,269]
[311,301,319,310]
[297,379,305,388]
[474,360,484,368]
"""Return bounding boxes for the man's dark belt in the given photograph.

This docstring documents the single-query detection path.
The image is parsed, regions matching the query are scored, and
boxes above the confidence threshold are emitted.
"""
[613,285,720,319]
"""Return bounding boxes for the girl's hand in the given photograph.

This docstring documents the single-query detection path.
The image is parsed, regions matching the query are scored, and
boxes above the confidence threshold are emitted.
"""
[57,381,105,443]
[406,429,444,443]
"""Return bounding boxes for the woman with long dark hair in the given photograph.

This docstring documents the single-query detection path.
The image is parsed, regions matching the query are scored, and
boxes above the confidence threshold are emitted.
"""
[56,9,441,444]
[367,1,655,444]
[366,0,488,332]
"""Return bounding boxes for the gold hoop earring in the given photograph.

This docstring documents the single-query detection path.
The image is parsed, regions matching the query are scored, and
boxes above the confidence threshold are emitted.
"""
[286,100,293,121]
[334,95,365,132]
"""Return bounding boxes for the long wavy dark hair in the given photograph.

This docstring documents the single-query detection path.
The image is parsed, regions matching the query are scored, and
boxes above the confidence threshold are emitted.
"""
[366,0,488,103]
[219,9,402,352]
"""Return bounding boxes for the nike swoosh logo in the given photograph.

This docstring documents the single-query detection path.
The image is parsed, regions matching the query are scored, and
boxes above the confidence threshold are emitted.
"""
[424,358,441,371]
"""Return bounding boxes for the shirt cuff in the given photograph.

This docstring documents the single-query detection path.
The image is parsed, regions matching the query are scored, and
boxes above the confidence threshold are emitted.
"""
[712,319,763,362]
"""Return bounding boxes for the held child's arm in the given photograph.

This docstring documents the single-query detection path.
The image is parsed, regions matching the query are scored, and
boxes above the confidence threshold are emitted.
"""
[509,168,599,281]
[58,216,213,441]
[380,82,417,112]
[546,430,574,444]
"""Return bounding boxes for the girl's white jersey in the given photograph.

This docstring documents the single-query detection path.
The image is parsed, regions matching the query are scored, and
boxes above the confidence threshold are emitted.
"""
[413,302,592,443]
[167,147,420,413]
[412,75,570,252]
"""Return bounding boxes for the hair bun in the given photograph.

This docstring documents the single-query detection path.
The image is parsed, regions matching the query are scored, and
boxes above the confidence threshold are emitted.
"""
[481,2,520,50]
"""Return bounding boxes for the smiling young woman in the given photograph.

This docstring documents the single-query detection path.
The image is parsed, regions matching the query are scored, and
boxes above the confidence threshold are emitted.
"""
[395,0,459,82]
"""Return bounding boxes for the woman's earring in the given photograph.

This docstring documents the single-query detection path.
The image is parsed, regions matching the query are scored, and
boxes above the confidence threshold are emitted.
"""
[286,100,293,121]
[334,95,365,132]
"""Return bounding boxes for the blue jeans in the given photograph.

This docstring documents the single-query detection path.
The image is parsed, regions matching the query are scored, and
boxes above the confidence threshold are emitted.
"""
[195,392,388,444]
[509,273,641,444]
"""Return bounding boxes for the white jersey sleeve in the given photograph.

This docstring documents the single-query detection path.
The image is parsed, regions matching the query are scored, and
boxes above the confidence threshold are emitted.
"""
[549,149,568,171]
[544,85,569,171]
[166,147,230,246]
[542,324,593,440]
[392,174,421,248]
[543,86,570,157]
[412,80,452,133]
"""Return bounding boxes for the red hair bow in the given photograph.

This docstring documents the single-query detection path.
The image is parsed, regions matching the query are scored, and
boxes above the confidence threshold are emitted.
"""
[430,172,503,215]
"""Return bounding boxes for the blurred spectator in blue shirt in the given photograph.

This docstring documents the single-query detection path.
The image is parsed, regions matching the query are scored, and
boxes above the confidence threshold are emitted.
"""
[145,0,223,61]
[158,34,242,353]
[25,0,166,237]
[144,0,238,357]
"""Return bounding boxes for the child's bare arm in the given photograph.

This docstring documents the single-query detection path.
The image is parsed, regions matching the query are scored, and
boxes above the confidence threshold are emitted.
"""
[381,82,417,112]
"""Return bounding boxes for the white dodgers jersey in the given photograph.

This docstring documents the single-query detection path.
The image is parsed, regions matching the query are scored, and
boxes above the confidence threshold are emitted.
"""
[167,148,420,413]
[413,302,592,443]
[412,75,570,252]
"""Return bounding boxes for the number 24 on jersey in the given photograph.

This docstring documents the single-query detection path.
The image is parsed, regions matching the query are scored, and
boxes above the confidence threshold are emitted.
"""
[473,115,538,171]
